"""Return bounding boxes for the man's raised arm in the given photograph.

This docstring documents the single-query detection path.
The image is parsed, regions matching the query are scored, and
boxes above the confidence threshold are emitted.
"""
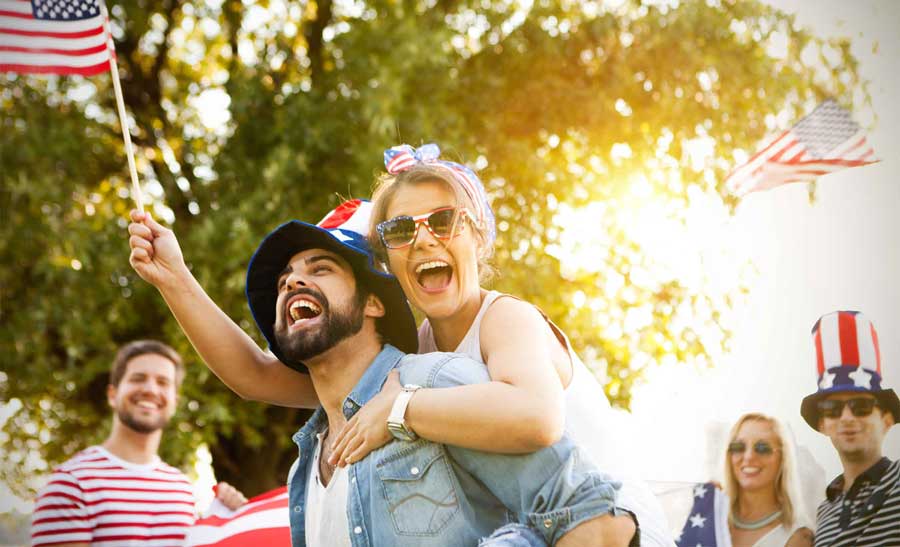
[127,210,317,408]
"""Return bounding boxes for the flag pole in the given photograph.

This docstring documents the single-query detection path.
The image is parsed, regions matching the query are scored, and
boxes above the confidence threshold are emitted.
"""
[99,1,144,212]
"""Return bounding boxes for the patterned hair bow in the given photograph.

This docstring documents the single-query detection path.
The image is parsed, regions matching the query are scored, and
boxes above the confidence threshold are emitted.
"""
[383,143,496,246]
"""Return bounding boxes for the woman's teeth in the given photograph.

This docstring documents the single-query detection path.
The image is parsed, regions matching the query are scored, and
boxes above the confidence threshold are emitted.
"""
[415,260,450,273]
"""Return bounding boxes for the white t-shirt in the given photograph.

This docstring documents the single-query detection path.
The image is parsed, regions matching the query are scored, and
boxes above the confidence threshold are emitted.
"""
[304,431,352,547]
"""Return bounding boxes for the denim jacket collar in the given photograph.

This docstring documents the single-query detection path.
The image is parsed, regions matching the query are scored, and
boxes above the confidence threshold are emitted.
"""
[292,344,405,445]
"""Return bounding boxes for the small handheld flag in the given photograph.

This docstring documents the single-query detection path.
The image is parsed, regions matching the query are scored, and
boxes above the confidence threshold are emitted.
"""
[2,0,145,211]
[725,99,877,196]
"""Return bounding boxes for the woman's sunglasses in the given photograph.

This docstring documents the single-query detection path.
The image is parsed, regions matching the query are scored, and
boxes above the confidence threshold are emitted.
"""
[376,207,472,249]
[727,441,777,456]
[817,397,881,419]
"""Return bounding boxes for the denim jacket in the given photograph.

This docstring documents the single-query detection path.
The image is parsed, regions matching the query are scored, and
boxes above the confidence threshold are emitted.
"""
[286,345,619,547]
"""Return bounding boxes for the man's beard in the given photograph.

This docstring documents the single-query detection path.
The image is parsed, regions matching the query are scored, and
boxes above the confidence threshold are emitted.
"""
[117,407,170,434]
[274,287,367,362]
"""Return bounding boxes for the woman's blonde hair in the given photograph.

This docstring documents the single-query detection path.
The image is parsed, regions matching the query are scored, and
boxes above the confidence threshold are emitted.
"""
[368,164,496,281]
[723,412,805,528]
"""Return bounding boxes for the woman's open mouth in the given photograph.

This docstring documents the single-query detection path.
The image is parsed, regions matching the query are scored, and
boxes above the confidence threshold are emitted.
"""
[415,259,453,293]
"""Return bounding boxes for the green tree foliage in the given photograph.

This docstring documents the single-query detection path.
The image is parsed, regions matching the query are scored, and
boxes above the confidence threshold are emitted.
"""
[0,0,866,496]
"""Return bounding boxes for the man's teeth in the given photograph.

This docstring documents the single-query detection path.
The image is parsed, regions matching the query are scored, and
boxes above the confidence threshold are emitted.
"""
[289,299,322,321]
[137,401,158,409]
[415,260,450,274]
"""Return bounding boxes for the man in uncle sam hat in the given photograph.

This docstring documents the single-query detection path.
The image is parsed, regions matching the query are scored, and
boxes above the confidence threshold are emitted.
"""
[128,199,633,547]
[799,310,899,547]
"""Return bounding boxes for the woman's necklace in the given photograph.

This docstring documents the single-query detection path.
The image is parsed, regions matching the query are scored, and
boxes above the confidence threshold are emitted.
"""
[731,509,783,530]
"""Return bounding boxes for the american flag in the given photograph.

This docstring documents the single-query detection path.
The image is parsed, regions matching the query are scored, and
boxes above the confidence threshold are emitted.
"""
[675,482,732,547]
[187,487,291,547]
[0,0,111,75]
[725,99,877,196]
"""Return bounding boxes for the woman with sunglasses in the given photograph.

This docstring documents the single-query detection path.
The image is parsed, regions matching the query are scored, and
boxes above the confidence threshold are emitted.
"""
[723,413,813,547]
[327,144,672,546]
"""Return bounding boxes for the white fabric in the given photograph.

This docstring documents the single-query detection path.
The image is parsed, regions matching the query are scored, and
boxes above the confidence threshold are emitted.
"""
[738,521,808,547]
[304,432,352,547]
[418,291,675,546]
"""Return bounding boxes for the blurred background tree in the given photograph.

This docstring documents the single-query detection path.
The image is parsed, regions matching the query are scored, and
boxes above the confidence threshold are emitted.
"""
[0,0,866,497]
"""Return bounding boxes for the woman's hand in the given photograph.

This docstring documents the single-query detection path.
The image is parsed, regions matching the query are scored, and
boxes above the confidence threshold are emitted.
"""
[329,370,403,467]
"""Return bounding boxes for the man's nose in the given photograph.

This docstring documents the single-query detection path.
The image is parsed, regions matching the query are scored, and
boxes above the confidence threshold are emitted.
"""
[284,272,309,290]
[839,402,857,420]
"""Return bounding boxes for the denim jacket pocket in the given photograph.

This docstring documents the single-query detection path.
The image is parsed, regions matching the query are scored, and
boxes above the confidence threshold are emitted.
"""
[376,441,460,536]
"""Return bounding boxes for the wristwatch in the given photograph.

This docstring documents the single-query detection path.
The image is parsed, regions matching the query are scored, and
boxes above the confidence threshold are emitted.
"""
[387,384,422,441]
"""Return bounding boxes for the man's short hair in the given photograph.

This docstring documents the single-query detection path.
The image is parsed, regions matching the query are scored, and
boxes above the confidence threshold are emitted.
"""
[110,340,185,387]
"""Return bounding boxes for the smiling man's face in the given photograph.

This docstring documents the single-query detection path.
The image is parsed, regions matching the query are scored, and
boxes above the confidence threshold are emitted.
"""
[273,248,369,363]
[107,354,178,434]
[819,392,894,463]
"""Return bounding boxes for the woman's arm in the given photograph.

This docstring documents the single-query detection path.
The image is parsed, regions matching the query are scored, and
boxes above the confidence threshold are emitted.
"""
[329,297,566,465]
[128,210,318,408]
[785,527,814,547]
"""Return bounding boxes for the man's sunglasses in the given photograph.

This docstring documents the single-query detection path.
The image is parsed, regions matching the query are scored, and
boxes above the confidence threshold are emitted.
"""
[817,397,881,419]
[376,207,472,249]
[727,441,777,456]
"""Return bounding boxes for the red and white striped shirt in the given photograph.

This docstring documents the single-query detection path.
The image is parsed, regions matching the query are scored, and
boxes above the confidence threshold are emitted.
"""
[31,445,196,547]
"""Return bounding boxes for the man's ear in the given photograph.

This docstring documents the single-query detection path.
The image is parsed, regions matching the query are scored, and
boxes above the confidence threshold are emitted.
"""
[107,384,117,408]
[365,293,386,319]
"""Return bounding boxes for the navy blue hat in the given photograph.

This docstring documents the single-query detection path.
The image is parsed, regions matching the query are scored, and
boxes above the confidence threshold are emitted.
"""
[801,310,900,429]
[246,199,418,372]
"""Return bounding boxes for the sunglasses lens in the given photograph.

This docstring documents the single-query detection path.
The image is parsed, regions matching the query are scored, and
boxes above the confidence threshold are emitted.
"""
[427,209,457,237]
[818,400,843,418]
[849,398,876,417]
[380,218,416,248]
[727,442,746,454]
[754,442,774,455]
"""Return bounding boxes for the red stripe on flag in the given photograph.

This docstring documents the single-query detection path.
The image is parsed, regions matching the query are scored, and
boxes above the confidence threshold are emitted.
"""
[838,312,859,367]
[0,25,105,38]
[0,9,32,18]
[0,43,108,56]
[871,323,881,374]
[814,327,825,375]
[0,61,110,75]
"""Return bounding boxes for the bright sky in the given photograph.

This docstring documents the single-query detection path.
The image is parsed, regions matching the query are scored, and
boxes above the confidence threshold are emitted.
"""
[625,0,900,514]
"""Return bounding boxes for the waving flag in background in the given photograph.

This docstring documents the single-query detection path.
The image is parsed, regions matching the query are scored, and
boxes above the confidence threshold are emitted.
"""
[0,0,112,75]
[725,99,877,196]
[187,487,291,547]
[675,482,732,547]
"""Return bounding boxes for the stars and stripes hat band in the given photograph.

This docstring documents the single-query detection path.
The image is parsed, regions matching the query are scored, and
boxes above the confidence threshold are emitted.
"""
[801,310,899,429]
[246,199,418,372]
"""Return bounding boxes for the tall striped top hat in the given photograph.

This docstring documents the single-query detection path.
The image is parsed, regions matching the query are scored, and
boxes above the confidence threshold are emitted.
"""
[245,199,418,372]
[800,310,899,429]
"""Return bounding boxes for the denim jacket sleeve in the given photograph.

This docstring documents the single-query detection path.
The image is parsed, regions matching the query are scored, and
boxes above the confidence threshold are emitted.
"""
[397,353,619,545]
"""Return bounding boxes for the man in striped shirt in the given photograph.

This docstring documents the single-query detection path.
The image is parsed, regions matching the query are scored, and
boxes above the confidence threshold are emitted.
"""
[799,311,900,547]
[30,340,247,547]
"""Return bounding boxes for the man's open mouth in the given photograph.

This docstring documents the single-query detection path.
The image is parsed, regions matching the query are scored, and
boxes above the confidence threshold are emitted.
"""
[287,295,323,326]
[415,259,453,291]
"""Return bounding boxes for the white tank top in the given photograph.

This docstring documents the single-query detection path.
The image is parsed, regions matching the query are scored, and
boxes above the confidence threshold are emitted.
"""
[417,291,675,546]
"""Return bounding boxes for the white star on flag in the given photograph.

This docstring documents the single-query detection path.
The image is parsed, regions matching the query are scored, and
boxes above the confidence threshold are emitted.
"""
[819,371,836,389]
[693,484,707,499]
[332,230,352,242]
[689,513,707,528]
[849,367,871,389]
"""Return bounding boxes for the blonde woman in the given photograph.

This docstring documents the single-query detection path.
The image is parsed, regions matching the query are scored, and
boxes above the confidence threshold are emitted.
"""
[724,413,813,547]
